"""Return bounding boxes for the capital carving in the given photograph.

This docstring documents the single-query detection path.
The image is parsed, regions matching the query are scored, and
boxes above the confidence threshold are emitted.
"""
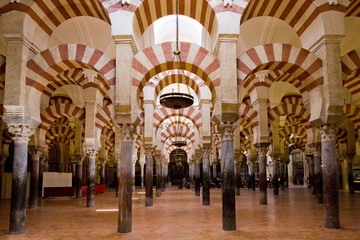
[29,146,44,161]
[114,154,121,164]
[119,124,135,142]
[85,149,98,158]
[309,143,321,157]
[202,148,211,158]
[8,124,34,143]
[319,124,337,142]
[219,122,237,141]
[328,0,338,5]
[145,147,154,159]
[82,69,98,83]
[195,155,202,164]
[254,143,270,158]
[99,158,107,165]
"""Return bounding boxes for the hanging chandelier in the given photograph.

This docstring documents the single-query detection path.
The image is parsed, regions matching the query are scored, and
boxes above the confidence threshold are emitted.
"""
[159,0,194,110]
[172,109,187,148]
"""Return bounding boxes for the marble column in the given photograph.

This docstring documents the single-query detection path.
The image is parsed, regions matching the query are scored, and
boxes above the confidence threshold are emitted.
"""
[212,161,217,179]
[140,162,145,189]
[155,154,162,197]
[100,159,106,184]
[8,125,34,235]
[306,154,315,194]
[115,157,121,198]
[202,148,211,205]
[86,149,97,208]
[195,157,201,197]
[234,154,241,196]
[118,124,134,233]
[145,147,153,206]
[0,155,6,199]
[29,147,43,209]
[161,158,166,192]
[279,160,285,191]
[38,154,46,197]
[255,143,270,205]
[312,144,323,204]
[188,160,194,189]
[220,122,236,231]
[164,161,169,188]
[272,155,279,195]
[320,125,339,229]
[346,153,355,194]
[75,155,85,198]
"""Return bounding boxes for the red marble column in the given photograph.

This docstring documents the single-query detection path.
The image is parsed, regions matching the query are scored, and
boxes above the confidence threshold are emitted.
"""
[255,143,270,205]
[118,124,134,233]
[320,125,340,229]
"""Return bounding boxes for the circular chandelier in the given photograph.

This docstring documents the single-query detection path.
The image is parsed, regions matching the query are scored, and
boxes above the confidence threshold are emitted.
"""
[172,109,187,148]
[159,0,194,110]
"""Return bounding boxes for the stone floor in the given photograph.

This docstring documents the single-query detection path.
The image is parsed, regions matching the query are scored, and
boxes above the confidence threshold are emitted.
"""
[0,186,359,240]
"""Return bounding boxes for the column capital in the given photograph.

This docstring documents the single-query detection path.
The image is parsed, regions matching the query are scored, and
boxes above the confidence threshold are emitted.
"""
[202,147,211,158]
[254,143,270,158]
[8,124,35,143]
[75,154,86,165]
[318,124,338,142]
[219,122,237,141]
[85,148,98,158]
[99,158,107,166]
[144,147,154,159]
[114,154,121,164]
[309,143,321,157]
[195,155,202,164]
[29,146,44,160]
[119,124,135,142]
[234,154,242,164]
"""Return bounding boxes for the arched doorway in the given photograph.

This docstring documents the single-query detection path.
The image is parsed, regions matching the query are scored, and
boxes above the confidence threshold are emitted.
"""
[168,149,189,187]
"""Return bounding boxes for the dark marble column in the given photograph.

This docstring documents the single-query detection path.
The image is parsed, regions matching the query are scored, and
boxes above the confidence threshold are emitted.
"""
[195,157,201,197]
[118,124,134,233]
[279,160,285,191]
[311,144,323,204]
[202,148,211,205]
[75,155,84,198]
[346,153,355,194]
[272,155,279,195]
[320,125,340,229]
[0,155,6,200]
[188,160,194,189]
[161,160,165,192]
[145,147,153,206]
[29,147,43,209]
[100,159,106,184]
[306,154,315,194]
[115,157,121,198]
[155,154,162,197]
[255,143,270,205]
[140,162,145,189]
[38,155,45,197]
[8,125,33,235]
[220,122,236,231]
[86,149,97,208]
[212,161,217,179]
[234,154,241,196]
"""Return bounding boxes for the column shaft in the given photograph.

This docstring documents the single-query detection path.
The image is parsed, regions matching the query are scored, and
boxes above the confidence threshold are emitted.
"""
[145,149,153,206]
[279,162,285,191]
[76,162,83,198]
[195,162,200,196]
[348,160,354,194]
[273,160,279,195]
[156,162,161,197]
[234,160,240,196]
[29,156,39,209]
[87,154,96,207]
[259,154,267,204]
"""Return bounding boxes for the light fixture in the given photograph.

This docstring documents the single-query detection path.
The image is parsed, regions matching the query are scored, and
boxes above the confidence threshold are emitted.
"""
[172,110,187,148]
[159,0,194,110]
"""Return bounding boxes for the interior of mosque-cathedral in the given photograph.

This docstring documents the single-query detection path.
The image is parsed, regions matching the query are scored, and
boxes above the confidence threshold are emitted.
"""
[0,0,360,236]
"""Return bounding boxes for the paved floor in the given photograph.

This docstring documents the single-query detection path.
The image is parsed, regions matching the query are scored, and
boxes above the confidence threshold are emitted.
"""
[0,187,359,240]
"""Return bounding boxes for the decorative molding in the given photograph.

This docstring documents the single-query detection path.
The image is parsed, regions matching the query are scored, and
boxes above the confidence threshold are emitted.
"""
[254,143,270,158]
[85,148,98,158]
[319,124,338,142]
[8,124,34,143]
[29,146,44,161]
[119,124,135,142]
[254,70,270,83]
[144,147,154,159]
[328,0,338,5]
[10,0,21,3]
[223,0,233,8]
[82,69,98,83]
[219,122,237,141]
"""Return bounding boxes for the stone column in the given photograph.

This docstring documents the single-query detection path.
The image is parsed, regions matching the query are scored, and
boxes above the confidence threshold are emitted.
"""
[155,154,162,197]
[140,162,145,189]
[346,153,355,194]
[279,160,285,191]
[234,154,241,196]
[132,157,136,191]
[100,158,106,184]
[202,148,211,205]
[188,159,194,189]
[118,124,134,233]
[8,125,34,235]
[194,156,201,197]
[39,153,47,197]
[220,122,236,231]
[29,147,43,209]
[306,154,315,194]
[272,155,279,195]
[164,161,169,188]
[320,125,339,229]
[115,155,121,198]
[75,155,85,198]
[255,143,270,205]
[311,144,323,204]
[86,149,97,208]
[212,161,217,179]
[145,147,153,207]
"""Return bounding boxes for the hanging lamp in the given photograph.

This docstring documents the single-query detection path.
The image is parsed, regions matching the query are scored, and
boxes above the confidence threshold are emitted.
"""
[159,0,194,110]
[172,109,187,148]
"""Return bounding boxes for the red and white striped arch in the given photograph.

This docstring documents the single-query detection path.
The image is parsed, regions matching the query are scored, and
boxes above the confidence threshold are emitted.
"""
[268,95,311,129]
[132,42,219,101]
[102,126,115,151]
[45,126,75,145]
[237,44,323,94]
[25,0,110,36]
[134,135,143,151]
[279,125,306,140]
[160,122,195,143]
[26,44,115,94]
[164,136,192,154]
[239,103,258,130]
[153,106,202,133]
[341,48,360,97]
[344,104,360,129]
[240,0,346,37]
[48,136,71,147]
[346,0,360,17]
[95,104,115,130]
[285,136,305,151]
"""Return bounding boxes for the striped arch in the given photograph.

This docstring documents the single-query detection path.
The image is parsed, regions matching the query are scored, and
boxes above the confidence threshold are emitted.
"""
[336,128,348,145]
[132,42,219,101]
[165,136,192,154]
[153,106,202,133]
[239,103,258,129]
[341,48,360,96]
[346,1,360,17]
[102,126,115,151]
[45,126,75,145]
[27,44,115,94]
[25,0,110,36]
[285,136,305,151]
[133,0,217,36]
[237,44,323,94]
[95,104,115,130]
[279,125,307,140]
[240,0,346,37]
[134,135,143,151]
[48,136,71,147]
[161,122,196,143]
[343,104,360,129]
[268,95,311,129]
